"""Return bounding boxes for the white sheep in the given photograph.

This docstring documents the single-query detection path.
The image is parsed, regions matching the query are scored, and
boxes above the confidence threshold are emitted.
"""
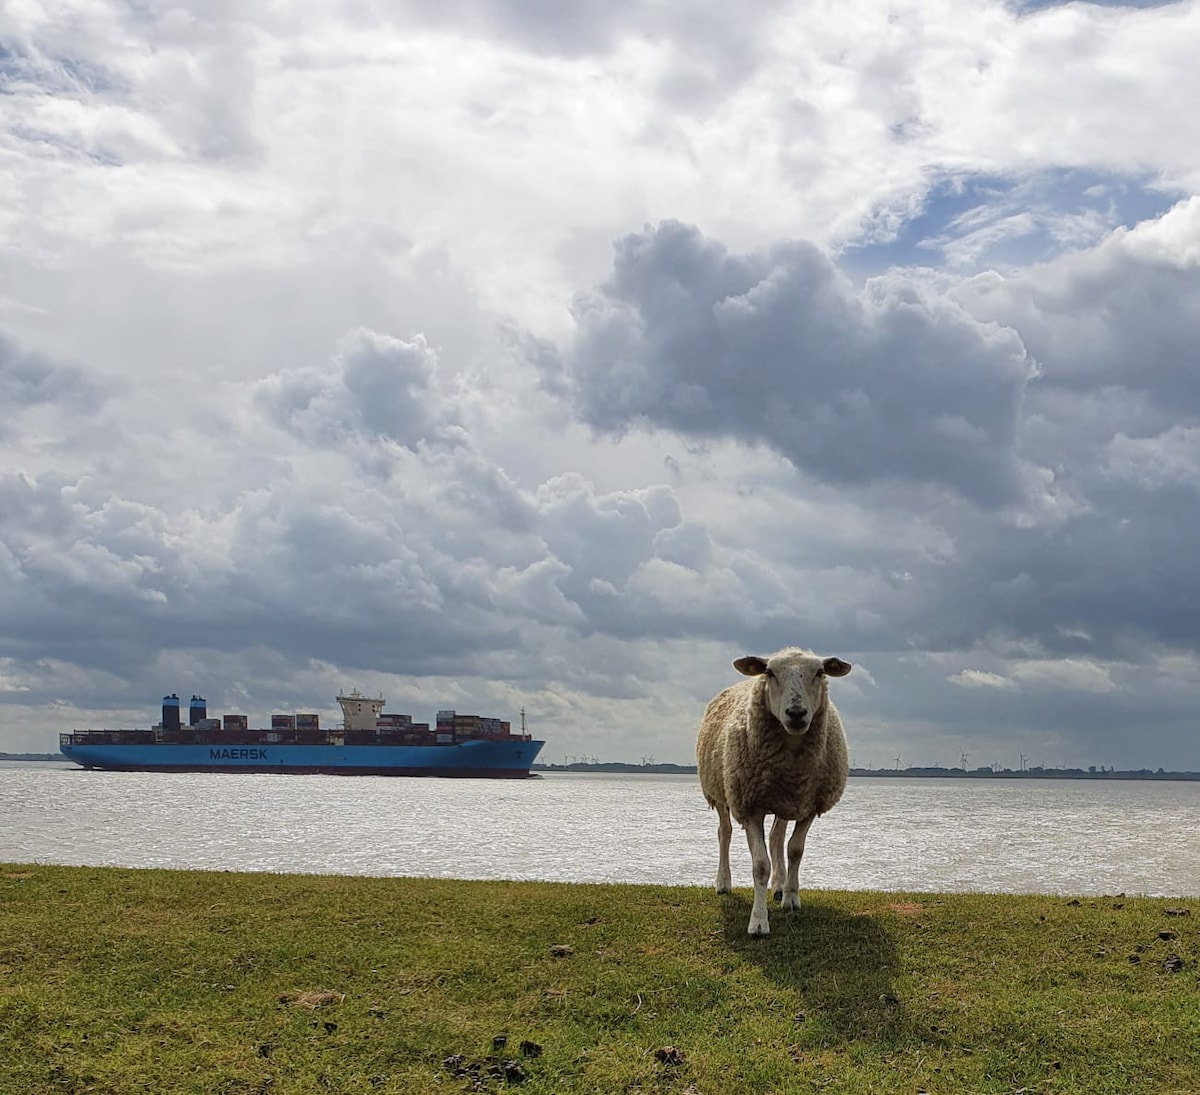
[696,646,851,936]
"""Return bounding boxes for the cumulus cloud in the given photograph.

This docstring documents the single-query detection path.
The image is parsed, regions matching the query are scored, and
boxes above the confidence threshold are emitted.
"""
[1105,427,1200,490]
[546,221,1037,506]
[255,329,464,452]
[955,200,1200,414]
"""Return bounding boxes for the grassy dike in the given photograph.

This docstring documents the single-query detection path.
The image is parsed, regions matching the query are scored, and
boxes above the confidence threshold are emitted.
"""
[1,865,1196,1094]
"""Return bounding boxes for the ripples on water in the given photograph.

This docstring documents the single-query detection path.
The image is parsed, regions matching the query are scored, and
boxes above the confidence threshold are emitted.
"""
[3,763,1198,896]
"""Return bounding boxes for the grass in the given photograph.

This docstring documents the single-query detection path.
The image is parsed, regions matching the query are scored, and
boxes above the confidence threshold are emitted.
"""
[0,865,1197,1094]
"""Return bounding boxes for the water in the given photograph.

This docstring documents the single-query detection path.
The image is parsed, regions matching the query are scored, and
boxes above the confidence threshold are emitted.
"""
[2,763,1198,896]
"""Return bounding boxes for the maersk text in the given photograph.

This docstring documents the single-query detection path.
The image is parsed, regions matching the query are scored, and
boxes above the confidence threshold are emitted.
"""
[210,748,269,760]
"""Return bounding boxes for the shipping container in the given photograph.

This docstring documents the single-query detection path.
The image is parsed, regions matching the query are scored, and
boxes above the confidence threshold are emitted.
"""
[272,714,296,730]
[223,714,249,730]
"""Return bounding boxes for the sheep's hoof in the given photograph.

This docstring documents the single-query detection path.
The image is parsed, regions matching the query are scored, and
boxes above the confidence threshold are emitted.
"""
[747,922,770,937]
[781,894,801,912]
[715,885,731,895]
[772,889,783,903]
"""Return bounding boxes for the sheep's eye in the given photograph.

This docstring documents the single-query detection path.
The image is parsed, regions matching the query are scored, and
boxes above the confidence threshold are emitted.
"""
[764,668,775,679]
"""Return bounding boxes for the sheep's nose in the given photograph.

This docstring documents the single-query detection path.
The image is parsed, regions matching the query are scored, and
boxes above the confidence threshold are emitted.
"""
[785,706,808,723]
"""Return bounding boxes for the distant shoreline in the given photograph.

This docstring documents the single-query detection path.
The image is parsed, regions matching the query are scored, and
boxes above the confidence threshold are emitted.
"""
[8,754,1199,782]
[534,762,1200,781]
[846,767,1200,782]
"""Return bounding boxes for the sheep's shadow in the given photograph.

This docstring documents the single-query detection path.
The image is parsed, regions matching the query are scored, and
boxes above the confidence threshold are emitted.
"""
[717,892,905,1044]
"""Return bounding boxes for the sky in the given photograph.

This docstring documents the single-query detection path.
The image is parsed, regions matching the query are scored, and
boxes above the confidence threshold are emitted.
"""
[3,0,1200,770]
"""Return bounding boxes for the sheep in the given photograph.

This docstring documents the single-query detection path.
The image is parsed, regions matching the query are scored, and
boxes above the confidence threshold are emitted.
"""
[696,646,851,936]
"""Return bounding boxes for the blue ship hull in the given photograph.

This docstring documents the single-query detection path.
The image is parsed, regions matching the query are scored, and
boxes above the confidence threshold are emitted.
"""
[60,738,545,778]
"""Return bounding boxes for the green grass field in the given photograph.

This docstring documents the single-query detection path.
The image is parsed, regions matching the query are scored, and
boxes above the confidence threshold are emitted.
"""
[1,865,1196,1094]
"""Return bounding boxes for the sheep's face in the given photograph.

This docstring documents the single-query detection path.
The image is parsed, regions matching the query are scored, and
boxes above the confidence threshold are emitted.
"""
[733,649,851,735]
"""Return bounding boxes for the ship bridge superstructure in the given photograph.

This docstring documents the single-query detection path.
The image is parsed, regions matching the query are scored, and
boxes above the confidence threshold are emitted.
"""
[337,690,386,731]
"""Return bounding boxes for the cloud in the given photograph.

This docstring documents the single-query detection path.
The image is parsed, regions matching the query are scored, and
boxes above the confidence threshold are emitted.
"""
[1014,1,1181,11]
[844,169,1183,277]
[1010,658,1117,693]
[954,198,1200,416]
[0,327,756,704]
[0,331,106,423]
[255,329,465,453]
[948,669,1016,690]
[545,220,1037,506]
[1105,427,1200,490]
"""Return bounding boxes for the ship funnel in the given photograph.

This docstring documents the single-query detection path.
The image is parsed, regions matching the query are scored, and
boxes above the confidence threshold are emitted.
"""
[162,694,181,732]
[189,695,207,726]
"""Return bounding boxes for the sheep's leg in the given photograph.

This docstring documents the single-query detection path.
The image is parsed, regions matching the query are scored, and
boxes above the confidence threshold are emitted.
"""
[744,813,771,937]
[768,816,788,901]
[715,803,733,894]
[780,814,815,912]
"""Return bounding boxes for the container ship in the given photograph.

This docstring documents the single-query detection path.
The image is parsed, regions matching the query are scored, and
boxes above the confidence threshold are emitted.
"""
[59,692,545,778]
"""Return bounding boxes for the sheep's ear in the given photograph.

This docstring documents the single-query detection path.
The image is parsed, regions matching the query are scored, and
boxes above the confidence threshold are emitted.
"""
[822,657,852,677]
[734,656,768,677]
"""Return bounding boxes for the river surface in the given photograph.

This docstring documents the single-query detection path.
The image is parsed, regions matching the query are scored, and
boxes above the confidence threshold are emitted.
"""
[2,763,1198,896]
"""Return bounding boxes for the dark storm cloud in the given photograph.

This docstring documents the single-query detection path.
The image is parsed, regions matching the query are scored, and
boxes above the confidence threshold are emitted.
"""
[545,220,1037,507]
